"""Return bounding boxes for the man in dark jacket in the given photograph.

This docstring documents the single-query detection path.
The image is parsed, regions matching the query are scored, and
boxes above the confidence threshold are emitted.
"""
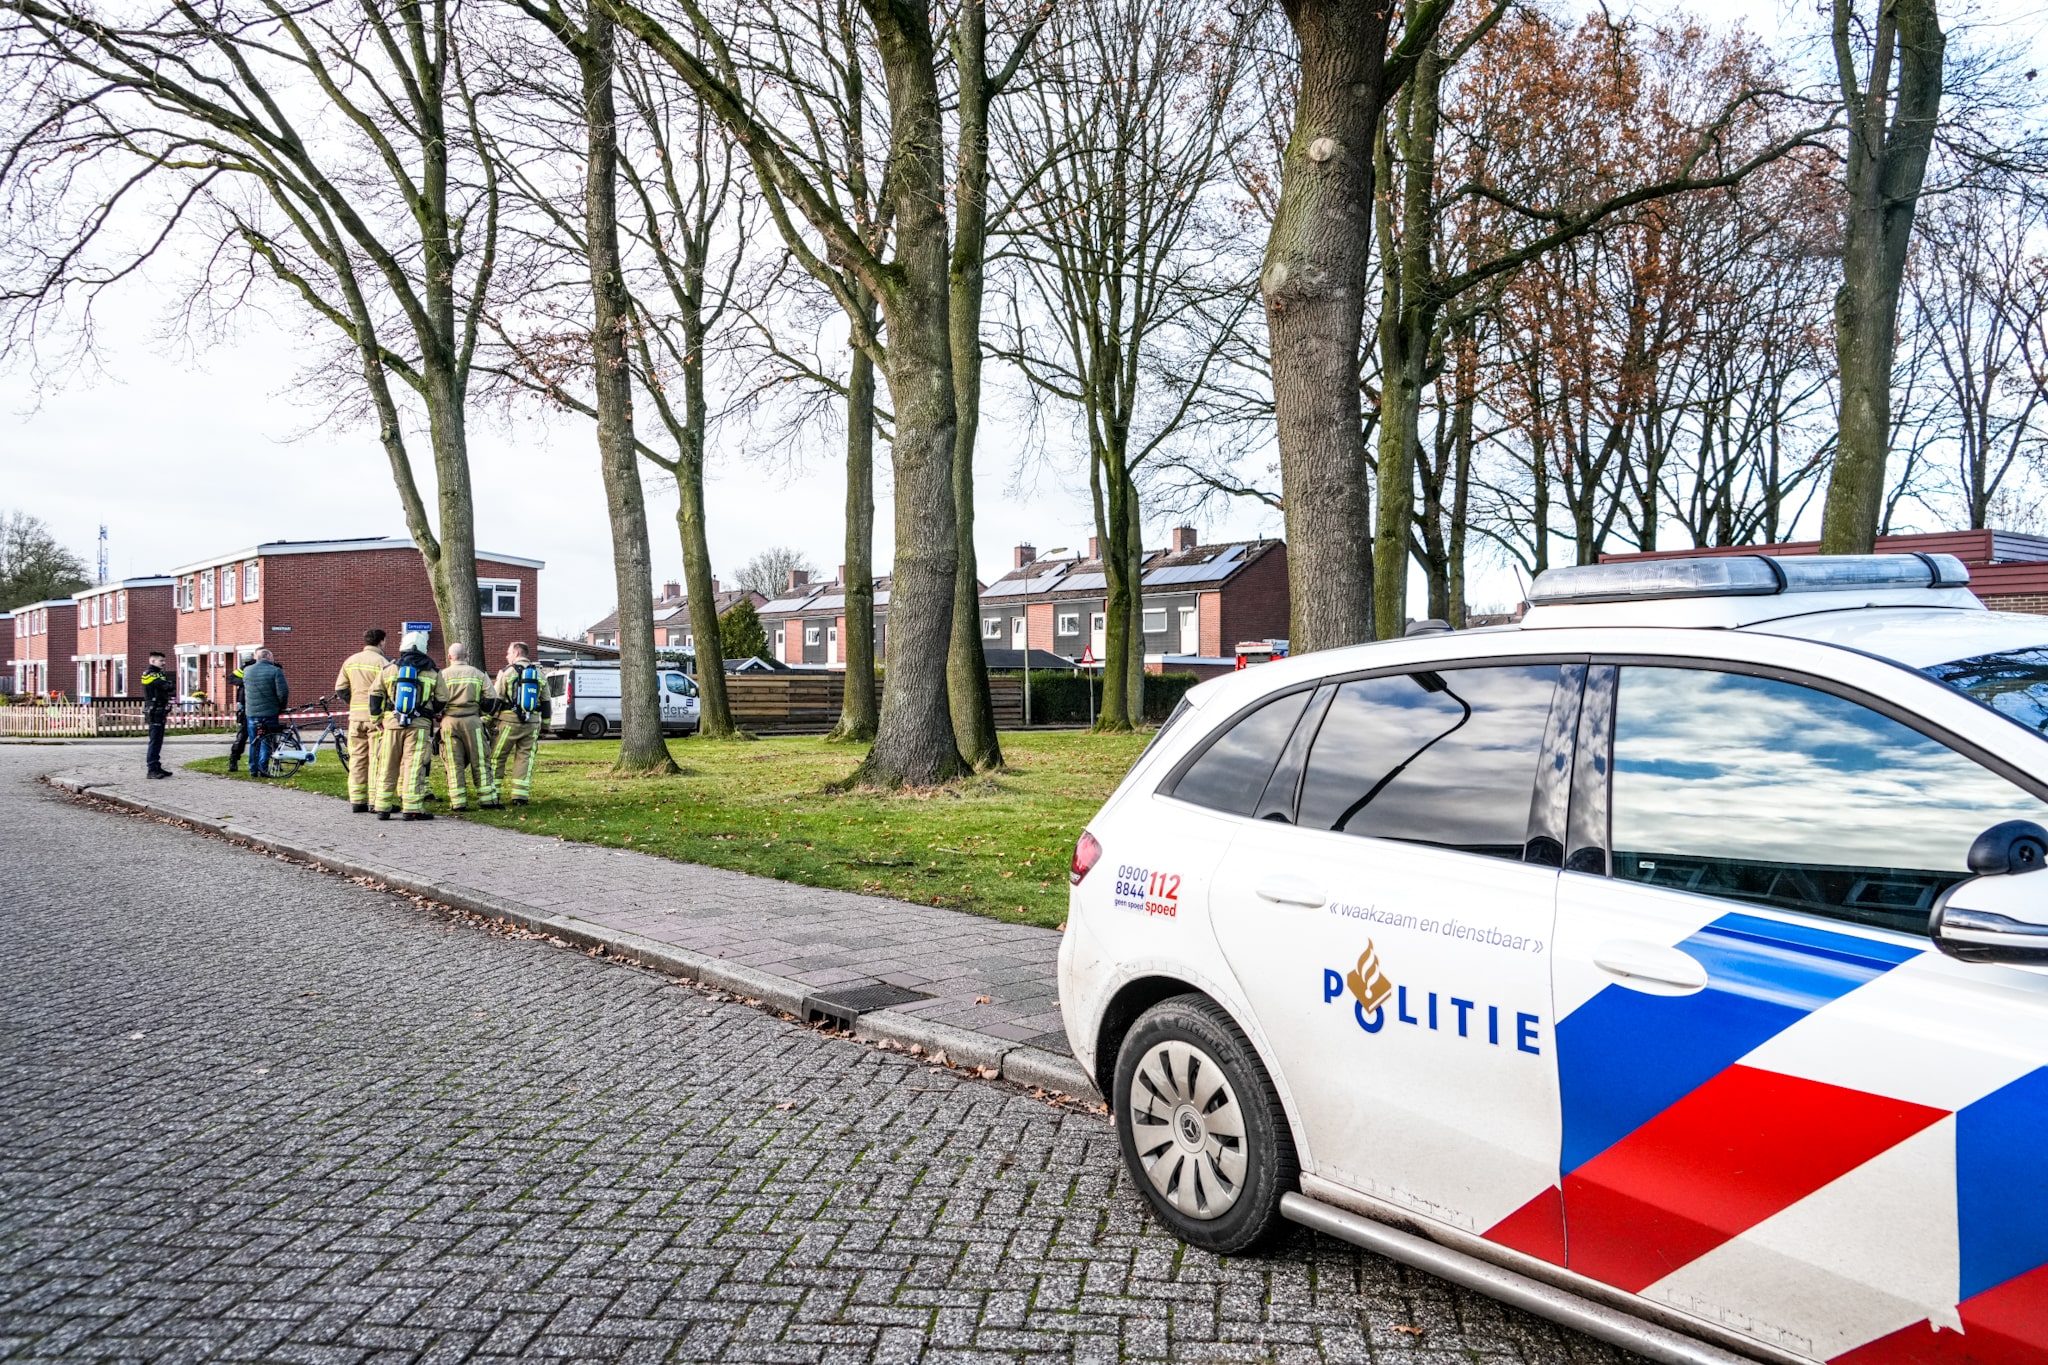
[140,651,174,779]
[240,648,289,777]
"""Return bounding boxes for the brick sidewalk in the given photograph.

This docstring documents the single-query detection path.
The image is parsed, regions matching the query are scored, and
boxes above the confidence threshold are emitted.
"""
[45,747,1094,1099]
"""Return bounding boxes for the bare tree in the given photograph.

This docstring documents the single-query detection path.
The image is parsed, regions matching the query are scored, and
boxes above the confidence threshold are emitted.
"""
[1259,0,1452,653]
[734,546,818,598]
[993,0,1257,728]
[1907,183,2048,528]
[1815,0,1944,552]
[592,0,1046,786]
[1,0,498,652]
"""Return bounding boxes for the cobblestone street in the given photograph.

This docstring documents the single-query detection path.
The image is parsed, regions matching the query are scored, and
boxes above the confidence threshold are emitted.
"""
[0,749,1626,1364]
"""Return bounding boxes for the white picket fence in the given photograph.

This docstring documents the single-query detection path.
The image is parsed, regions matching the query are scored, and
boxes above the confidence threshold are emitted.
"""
[0,702,236,738]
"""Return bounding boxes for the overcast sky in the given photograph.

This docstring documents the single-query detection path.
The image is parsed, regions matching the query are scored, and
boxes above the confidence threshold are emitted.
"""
[4,0,2038,636]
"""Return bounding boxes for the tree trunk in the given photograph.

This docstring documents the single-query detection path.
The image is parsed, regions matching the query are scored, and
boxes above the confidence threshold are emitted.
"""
[849,7,967,788]
[1094,456,1137,732]
[833,292,879,743]
[1818,0,1944,553]
[1372,47,1443,640]
[945,0,1001,771]
[582,7,676,774]
[1263,0,1416,652]
[673,180,735,739]
[1125,486,1145,726]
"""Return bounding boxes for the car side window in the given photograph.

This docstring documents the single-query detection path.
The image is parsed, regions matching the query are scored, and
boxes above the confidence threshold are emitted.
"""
[1295,665,1562,860]
[1608,666,2048,935]
[1169,688,1315,817]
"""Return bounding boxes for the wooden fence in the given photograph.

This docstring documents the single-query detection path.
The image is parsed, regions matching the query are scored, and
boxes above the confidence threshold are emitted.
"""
[724,673,846,734]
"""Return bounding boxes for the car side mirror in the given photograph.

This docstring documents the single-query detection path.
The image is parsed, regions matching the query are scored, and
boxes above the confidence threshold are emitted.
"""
[1932,820,2048,965]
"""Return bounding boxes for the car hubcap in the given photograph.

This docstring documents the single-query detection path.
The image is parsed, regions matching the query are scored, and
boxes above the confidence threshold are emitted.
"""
[1127,1039,1248,1221]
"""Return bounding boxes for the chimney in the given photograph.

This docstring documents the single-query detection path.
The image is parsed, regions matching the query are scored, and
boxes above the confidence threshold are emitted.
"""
[1087,537,1101,561]
[710,577,720,596]
[1013,543,1037,570]
[660,580,681,600]
[787,568,811,591]
[1169,526,1198,554]
[837,564,847,584]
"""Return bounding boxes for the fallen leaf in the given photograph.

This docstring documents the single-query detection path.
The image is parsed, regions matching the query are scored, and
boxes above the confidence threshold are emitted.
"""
[1392,1325,1426,1338]
[974,1065,999,1079]
[774,1100,798,1111]
[974,995,992,1005]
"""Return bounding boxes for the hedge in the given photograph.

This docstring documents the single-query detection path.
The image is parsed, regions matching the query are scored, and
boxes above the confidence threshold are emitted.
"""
[1022,670,1200,724]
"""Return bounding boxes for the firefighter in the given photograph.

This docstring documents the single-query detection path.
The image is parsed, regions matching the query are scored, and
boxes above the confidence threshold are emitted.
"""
[141,650,174,779]
[489,642,549,804]
[438,641,496,810]
[371,630,442,821]
[333,629,389,812]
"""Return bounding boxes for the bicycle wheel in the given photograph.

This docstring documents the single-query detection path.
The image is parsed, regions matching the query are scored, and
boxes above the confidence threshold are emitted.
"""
[331,726,349,766]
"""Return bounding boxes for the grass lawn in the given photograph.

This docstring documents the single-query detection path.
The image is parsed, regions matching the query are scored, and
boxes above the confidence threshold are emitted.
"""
[187,730,1151,928]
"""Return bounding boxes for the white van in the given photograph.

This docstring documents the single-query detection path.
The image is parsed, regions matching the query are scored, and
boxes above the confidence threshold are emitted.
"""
[545,665,700,738]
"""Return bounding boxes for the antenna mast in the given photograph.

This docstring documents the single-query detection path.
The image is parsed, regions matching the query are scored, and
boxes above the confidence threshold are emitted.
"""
[97,524,108,585]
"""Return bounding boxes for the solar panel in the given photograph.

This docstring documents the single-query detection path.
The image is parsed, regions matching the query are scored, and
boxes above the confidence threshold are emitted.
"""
[1059,572,1108,592]
[982,579,1033,597]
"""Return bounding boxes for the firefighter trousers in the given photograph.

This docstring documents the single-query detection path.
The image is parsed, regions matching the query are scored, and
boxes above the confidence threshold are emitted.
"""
[372,721,435,814]
[491,721,540,801]
[441,715,495,808]
[345,715,378,804]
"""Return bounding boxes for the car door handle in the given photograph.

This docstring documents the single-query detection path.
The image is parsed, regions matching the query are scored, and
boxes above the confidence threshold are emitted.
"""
[1592,939,1709,993]
[1256,876,1327,908]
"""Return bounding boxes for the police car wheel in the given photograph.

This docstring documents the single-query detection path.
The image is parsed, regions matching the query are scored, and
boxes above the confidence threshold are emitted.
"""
[1114,994,1296,1254]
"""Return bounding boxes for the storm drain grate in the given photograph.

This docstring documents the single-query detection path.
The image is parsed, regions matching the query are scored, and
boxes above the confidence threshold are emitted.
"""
[803,981,933,1031]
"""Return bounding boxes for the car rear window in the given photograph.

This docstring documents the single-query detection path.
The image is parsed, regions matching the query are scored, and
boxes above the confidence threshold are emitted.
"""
[1924,647,2048,736]
[1169,689,1314,817]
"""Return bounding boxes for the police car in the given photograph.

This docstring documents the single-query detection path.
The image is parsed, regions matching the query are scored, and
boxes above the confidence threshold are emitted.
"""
[1059,553,2048,1365]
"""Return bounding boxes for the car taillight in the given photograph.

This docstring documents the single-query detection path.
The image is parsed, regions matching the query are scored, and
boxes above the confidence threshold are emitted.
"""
[1070,830,1103,886]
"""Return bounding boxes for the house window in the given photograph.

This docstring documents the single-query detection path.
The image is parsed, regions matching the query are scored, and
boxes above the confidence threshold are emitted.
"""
[774,628,785,652]
[85,598,97,628]
[982,617,1003,640]
[78,663,91,696]
[244,562,259,601]
[1091,612,1107,633]
[1056,612,1080,636]
[1143,608,1168,633]
[112,660,125,695]
[178,655,200,697]
[828,625,838,654]
[478,579,521,617]
[684,633,694,648]
[221,568,236,605]
[117,592,126,622]
[804,624,821,647]
[199,569,214,609]
[180,576,195,611]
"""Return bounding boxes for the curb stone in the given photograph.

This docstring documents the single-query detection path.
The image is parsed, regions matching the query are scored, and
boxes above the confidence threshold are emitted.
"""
[49,771,1103,1103]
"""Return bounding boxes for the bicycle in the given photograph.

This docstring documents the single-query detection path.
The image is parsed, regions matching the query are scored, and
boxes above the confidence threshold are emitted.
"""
[262,695,349,778]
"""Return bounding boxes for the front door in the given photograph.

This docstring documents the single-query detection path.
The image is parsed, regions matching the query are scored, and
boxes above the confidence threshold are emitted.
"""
[1552,662,2048,1362]
[1209,661,1577,1251]
[1179,606,1198,655]
[1011,615,1027,651]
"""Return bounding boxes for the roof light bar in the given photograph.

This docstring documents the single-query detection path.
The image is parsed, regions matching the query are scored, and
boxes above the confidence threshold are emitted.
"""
[1527,552,1971,606]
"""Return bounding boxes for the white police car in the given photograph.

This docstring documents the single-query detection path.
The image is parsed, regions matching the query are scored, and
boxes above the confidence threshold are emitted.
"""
[1059,553,2048,1365]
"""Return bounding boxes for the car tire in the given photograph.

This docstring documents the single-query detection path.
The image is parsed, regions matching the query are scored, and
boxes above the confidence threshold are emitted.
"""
[579,714,607,739]
[1113,993,1297,1254]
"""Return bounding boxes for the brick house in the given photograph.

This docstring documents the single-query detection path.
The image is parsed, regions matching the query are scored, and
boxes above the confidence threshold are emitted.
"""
[70,576,176,698]
[758,569,893,668]
[1600,529,2048,614]
[978,529,1290,671]
[0,612,13,695]
[581,580,766,651]
[12,598,79,699]
[168,537,543,703]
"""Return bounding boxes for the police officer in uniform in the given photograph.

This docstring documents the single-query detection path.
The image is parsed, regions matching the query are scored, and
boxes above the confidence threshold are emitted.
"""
[437,641,497,810]
[333,628,389,813]
[371,630,442,821]
[490,642,549,804]
[224,657,249,772]
[141,650,173,779]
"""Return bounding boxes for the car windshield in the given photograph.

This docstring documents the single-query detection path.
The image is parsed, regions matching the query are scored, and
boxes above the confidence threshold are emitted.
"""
[1924,647,2048,736]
